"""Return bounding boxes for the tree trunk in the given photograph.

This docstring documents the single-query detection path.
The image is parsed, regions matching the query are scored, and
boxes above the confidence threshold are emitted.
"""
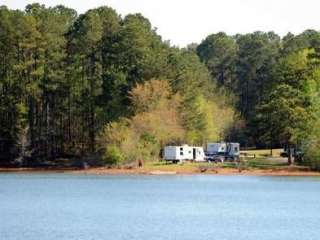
[28,97,35,149]
[270,125,273,157]
[89,53,96,153]
[288,144,293,165]
[89,104,95,153]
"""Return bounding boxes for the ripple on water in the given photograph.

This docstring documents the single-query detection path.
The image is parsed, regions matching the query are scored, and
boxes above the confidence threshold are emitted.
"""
[0,174,320,240]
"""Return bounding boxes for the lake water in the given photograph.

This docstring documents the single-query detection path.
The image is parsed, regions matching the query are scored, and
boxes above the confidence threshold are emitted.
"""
[0,174,320,240]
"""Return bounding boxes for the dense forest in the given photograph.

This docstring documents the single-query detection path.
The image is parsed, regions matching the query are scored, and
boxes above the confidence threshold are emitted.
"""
[1,3,320,168]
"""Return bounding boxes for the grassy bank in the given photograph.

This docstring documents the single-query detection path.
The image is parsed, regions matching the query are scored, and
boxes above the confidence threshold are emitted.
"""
[143,157,287,172]
[0,149,316,176]
[140,148,309,173]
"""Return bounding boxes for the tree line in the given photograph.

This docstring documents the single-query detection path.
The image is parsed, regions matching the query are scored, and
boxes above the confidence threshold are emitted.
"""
[0,3,234,166]
[197,31,320,166]
[1,3,320,168]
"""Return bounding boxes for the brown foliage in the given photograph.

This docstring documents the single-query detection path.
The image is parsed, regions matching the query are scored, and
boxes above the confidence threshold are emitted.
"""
[130,79,174,113]
[101,79,184,163]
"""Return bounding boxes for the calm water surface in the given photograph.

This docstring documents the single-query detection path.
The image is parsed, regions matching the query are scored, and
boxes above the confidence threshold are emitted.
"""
[0,174,320,240]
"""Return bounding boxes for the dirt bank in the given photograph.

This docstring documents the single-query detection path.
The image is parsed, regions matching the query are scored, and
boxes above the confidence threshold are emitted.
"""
[1,166,320,176]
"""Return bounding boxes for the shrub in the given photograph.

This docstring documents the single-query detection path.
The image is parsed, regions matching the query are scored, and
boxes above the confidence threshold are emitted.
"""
[99,79,236,165]
[102,145,125,166]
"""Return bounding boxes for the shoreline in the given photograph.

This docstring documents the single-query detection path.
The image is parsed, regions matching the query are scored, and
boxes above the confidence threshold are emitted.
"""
[1,166,320,176]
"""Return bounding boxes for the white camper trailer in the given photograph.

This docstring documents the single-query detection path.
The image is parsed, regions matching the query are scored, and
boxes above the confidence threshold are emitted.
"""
[163,144,205,163]
[193,147,206,162]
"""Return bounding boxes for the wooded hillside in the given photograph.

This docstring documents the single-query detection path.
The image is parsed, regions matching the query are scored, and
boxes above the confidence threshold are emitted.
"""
[1,3,320,168]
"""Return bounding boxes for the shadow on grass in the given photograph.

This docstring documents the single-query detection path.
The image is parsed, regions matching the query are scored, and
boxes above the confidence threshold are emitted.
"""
[245,158,288,169]
[147,158,290,171]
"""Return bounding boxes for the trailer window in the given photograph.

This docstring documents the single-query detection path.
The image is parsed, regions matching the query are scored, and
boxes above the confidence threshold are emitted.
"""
[180,151,183,156]
[180,147,183,151]
[234,147,238,152]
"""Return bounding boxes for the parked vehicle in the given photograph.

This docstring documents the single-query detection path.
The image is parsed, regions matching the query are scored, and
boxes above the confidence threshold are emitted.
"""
[206,142,240,162]
[163,144,206,163]
[207,142,227,154]
[280,145,303,161]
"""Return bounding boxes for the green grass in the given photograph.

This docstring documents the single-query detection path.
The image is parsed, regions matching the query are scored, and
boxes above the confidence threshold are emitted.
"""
[244,157,287,169]
[144,149,288,171]
[241,148,282,158]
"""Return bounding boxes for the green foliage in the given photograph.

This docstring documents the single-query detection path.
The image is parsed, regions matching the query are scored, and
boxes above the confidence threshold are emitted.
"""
[300,49,320,169]
[197,32,238,90]
[101,79,185,163]
[100,77,235,164]
[235,32,280,120]
[303,131,320,170]
[3,2,320,169]
[275,49,311,90]
[197,30,320,149]
[256,49,319,164]
[102,144,124,165]
[257,84,312,144]
[255,49,314,146]
[281,30,320,55]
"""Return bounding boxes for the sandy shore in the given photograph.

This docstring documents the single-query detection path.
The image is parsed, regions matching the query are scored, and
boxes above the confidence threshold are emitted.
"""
[1,166,320,176]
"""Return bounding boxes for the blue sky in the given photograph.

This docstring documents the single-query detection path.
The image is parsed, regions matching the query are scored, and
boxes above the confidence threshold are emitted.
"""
[2,0,320,47]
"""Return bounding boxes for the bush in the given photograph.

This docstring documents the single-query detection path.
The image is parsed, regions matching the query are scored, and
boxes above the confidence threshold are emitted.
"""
[100,80,185,165]
[102,145,125,166]
[99,79,236,165]
[303,118,320,170]
[303,140,320,170]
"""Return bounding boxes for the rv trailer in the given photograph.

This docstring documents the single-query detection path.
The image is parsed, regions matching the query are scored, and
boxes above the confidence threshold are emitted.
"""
[163,144,205,163]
